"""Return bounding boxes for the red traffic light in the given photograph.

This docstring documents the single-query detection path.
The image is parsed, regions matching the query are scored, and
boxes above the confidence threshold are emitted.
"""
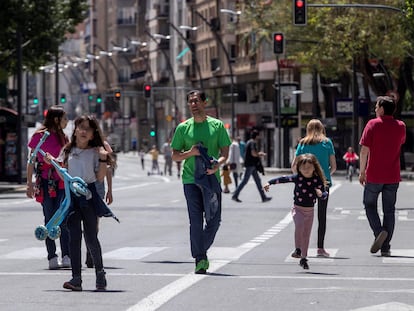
[144,84,152,98]
[295,0,304,8]
[293,0,307,25]
[274,34,283,41]
[273,32,284,54]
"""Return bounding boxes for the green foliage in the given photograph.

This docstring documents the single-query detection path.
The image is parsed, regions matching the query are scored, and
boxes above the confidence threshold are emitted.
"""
[241,0,411,79]
[0,0,88,76]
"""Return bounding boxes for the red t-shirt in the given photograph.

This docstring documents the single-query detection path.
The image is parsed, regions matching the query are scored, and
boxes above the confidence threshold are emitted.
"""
[359,116,406,183]
[28,131,66,181]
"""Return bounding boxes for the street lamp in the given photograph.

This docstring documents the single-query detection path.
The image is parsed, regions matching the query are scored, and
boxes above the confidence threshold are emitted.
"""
[169,22,204,91]
[193,10,236,137]
[145,30,178,129]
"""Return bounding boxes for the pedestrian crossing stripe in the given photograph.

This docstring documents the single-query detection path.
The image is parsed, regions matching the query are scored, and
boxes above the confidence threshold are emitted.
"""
[104,247,167,260]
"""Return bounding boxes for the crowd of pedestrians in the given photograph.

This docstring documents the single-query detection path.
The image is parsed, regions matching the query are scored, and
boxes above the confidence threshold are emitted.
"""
[25,94,407,290]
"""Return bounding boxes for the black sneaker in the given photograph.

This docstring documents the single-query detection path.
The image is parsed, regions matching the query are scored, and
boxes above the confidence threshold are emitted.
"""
[370,230,388,253]
[299,258,309,270]
[63,278,82,291]
[291,248,301,258]
[262,197,272,203]
[232,196,242,203]
[381,250,391,257]
[96,270,107,291]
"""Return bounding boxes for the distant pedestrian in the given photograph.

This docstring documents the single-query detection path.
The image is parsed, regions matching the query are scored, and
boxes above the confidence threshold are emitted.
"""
[139,149,145,170]
[359,96,406,257]
[264,153,328,270]
[221,164,232,193]
[162,139,173,176]
[171,89,231,274]
[149,145,160,174]
[232,130,272,203]
[291,119,336,258]
[228,137,242,188]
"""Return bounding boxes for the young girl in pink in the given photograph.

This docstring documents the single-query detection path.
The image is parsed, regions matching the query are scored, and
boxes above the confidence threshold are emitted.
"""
[263,153,328,269]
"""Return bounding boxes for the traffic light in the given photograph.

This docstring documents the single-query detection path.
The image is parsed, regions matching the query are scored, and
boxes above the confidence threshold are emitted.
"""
[150,126,156,137]
[114,90,121,101]
[88,94,94,102]
[293,0,307,25]
[96,94,102,104]
[144,84,152,99]
[33,97,39,105]
[273,33,284,54]
[60,94,66,104]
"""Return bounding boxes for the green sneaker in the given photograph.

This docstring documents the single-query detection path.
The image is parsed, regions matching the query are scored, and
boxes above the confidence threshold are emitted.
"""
[195,259,209,274]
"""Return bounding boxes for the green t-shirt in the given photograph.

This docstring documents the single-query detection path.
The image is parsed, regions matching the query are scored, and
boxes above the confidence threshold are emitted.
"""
[171,116,231,184]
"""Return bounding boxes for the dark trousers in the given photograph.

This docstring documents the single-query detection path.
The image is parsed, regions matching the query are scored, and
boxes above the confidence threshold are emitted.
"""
[184,184,222,261]
[363,183,399,252]
[40,179,69,260]
[233,166,266,200]
[67,189,104,279]
[317,187,330,249]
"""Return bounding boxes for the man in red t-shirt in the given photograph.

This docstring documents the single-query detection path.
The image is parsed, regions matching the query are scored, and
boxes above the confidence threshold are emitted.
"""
[359,96,406,257]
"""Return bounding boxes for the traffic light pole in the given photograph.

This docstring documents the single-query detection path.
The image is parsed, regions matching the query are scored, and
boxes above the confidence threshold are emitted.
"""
[276,56,282,168]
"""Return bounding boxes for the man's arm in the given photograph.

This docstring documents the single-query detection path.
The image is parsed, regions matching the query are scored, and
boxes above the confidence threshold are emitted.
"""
[359,145,369,186]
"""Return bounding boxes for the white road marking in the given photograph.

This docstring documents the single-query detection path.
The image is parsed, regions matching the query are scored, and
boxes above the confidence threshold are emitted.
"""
[104,247,167,260]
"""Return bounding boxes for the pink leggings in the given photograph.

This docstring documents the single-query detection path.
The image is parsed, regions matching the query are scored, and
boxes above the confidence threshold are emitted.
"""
[292,205,314,258]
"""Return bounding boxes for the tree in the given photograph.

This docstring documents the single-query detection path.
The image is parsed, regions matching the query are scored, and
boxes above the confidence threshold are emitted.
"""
[0,0,88,75]
[240,0,414,115]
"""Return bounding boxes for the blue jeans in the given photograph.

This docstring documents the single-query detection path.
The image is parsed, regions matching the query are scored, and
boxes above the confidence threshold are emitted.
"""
[363,183,399,252]
[184,184,222,261]
[40,178,70,260]
[233,166,266,200]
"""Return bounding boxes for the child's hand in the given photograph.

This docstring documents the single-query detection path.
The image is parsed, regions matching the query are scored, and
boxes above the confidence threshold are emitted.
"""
[315,188,322,197]
[43,152,54,165]
[263,183,270,192]
[98,147,109,160]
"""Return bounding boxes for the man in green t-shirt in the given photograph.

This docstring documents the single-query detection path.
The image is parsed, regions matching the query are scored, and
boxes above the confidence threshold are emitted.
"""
[171,90,231,274]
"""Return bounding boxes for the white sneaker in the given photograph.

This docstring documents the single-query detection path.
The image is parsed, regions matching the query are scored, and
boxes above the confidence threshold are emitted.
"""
[48,257,60,270]
[61,255,71,268]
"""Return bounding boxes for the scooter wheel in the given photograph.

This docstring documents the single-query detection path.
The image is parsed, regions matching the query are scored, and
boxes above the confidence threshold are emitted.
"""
[48,226,61,240]
[34,225,48,241]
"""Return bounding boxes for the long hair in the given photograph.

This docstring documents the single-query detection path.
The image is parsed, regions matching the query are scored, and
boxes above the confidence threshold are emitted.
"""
[36,105,68,147]
[299,119,328,145]
[295,153,328,187]
[63,115,115,168]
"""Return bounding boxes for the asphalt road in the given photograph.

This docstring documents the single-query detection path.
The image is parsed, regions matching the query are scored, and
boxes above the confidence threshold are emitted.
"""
[0,152,414,311]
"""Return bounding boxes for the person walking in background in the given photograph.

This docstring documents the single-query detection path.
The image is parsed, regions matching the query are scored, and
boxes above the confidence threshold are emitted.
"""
[50,115,115,291]
[162,139,173,176]
[291,119,336,258]
[359,96,406,257]
[264,154,328,270]
[227,137,242,188]
[27,105,71,270]
[149,145,160,174]
[343,146,359,181]
[171,90,231,274]
[139,149,145,170]
[221,164,232,193]
[238,136,246,163]
[232,130,272,203]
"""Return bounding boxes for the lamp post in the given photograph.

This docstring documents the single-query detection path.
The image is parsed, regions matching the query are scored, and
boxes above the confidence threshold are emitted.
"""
[168,22,204,91]
[194,10,236,138]
[145,30,178,129]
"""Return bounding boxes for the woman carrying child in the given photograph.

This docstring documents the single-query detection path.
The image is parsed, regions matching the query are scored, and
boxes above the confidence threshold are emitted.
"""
[263,153,328,270]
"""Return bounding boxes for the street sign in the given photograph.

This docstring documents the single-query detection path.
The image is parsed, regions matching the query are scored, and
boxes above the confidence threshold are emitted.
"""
[114,118,131,126]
